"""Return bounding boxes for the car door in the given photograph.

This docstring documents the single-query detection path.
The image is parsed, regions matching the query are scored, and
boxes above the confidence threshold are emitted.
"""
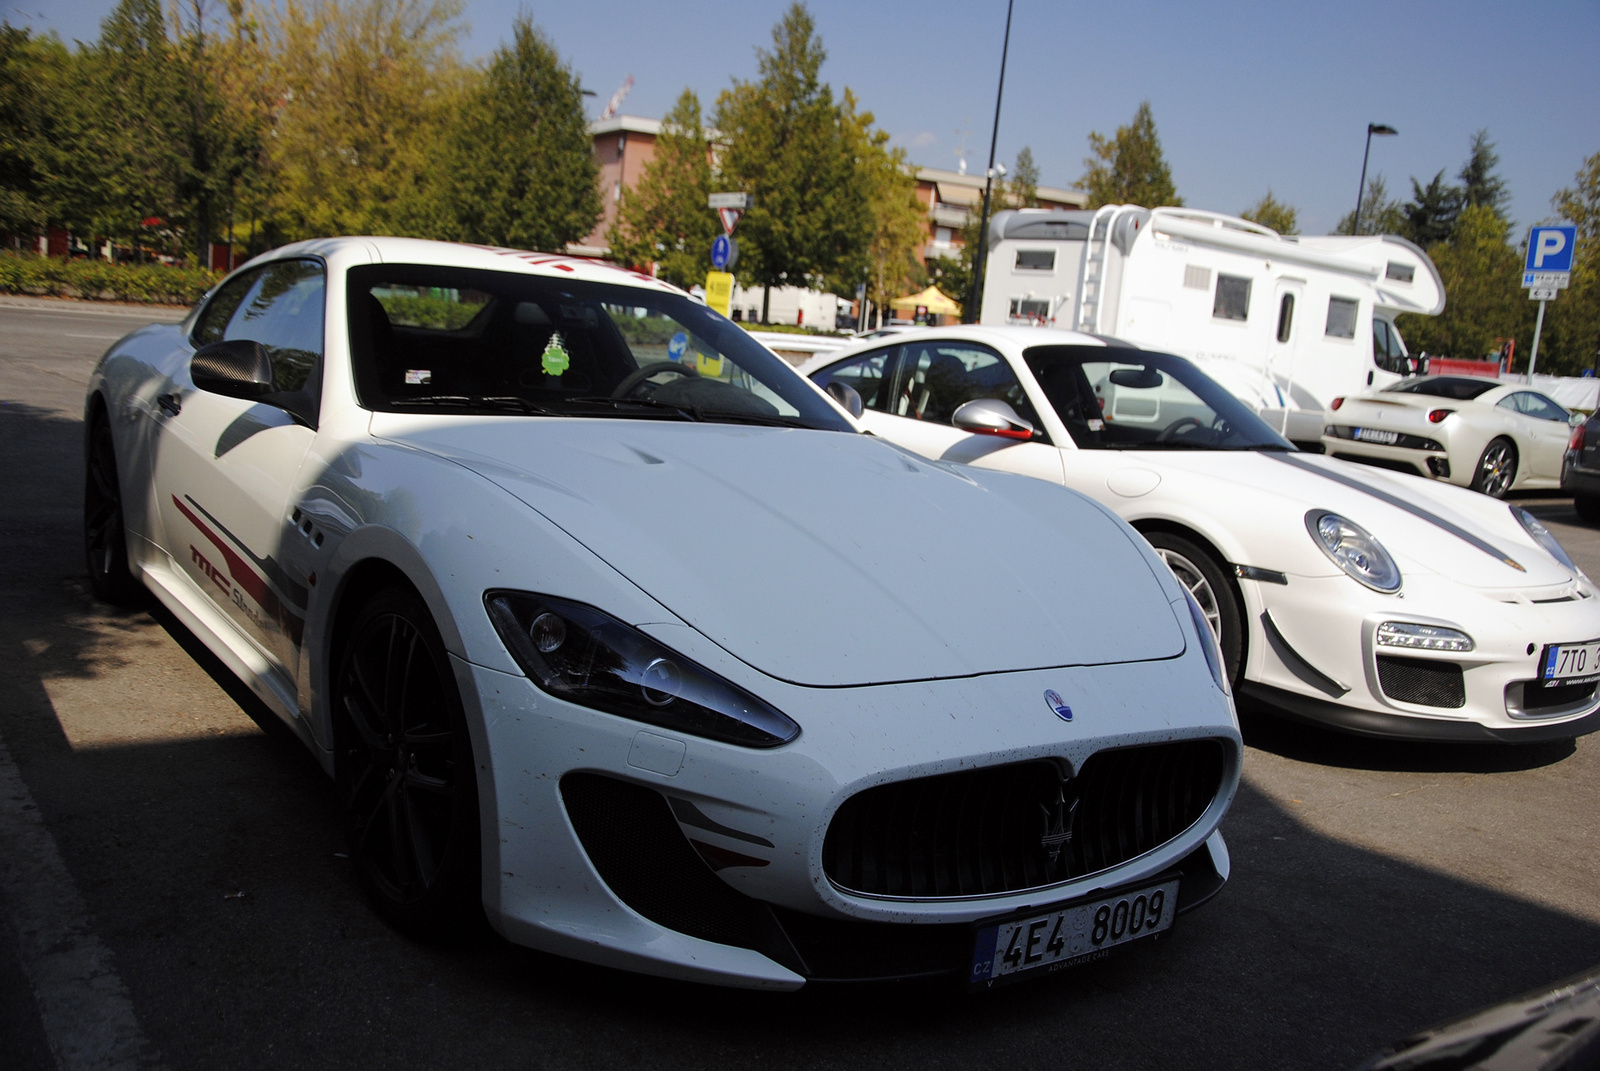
[1504,391,1571,480]
[150,259,324,683]
[820,340,1064,483]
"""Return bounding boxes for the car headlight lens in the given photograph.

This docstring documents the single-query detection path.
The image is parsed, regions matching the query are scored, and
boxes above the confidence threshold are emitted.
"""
[1306,510,1402,593]
[1182,589,1231,695]
[1511,506,1584,577]
[1376,622,1474,652]
[485,592,800,748]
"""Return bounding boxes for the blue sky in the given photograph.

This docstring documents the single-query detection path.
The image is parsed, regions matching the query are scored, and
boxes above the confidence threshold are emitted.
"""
[16,0,1600,237]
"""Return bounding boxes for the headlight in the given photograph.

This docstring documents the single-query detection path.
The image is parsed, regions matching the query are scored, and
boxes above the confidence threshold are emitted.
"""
[1305,510,1401,593]
[1376,622,1474,652]
[1511,506,1584,578]
[1182,589,1231,695]
[485,591,800,748]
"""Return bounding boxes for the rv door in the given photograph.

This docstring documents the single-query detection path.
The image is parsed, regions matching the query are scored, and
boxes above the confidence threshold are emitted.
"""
[1264,279,1324,443]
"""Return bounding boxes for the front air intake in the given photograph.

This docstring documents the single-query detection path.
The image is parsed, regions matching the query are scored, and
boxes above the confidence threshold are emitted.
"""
[1376,655,1466,708]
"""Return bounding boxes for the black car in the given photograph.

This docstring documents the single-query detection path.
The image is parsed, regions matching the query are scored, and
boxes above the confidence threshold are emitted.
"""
[1561,410,1600,521]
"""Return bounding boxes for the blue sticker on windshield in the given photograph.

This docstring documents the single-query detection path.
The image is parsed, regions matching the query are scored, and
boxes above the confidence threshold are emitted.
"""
[668,332,688,361]
[1044,690,1073,722]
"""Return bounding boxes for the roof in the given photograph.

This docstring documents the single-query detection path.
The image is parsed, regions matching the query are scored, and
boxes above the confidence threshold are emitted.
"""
[914,166,1087,208]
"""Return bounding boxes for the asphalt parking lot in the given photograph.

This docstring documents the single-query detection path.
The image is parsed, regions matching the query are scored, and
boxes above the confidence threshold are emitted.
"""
[2,296,1598,1071]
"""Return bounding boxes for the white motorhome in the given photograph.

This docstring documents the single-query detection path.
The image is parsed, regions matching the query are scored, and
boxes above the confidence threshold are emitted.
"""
[978,206,1446,443]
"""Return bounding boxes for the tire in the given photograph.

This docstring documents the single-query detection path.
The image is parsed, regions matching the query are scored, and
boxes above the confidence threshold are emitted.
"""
[1145,531,1244,686]
[83,415,144,605]
[1576,495,1600,524]
[334,587,482,937]
[1470,437,1517,499]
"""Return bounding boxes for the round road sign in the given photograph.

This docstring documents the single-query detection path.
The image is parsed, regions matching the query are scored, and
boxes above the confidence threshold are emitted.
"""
[711,233,737,271]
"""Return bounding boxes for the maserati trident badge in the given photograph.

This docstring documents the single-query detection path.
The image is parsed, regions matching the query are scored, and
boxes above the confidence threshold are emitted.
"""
[1044,689,1073,721]
[1040,781,1080,865]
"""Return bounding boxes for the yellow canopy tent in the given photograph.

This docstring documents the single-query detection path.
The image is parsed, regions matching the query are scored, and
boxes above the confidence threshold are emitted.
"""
[889,285,961,316]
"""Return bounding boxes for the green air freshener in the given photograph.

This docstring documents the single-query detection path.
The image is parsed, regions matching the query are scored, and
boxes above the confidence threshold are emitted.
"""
[541,332,571,376]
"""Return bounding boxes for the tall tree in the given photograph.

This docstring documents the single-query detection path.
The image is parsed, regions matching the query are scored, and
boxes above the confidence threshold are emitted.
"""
[1458,129,1508,220]
[837,88,926,319]
[607,88,715,289]
[1335,175,1405,235]
[713,3,868,321]
[1007,146,1039,209]
[1240,191,1299,235]
[0,24,67,239]
[1536,152,1600,375]
[1402,171,1462,248]
[1395,204,1523,363]
[432,15,598,250]
[1076,102,1181,208]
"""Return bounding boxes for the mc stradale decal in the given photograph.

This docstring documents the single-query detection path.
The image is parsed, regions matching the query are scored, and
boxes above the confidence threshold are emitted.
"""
[173,494,306,645]
[1044,689,1073,722]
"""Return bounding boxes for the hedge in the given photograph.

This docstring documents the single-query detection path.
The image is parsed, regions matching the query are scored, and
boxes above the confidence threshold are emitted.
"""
[0,252,219,306]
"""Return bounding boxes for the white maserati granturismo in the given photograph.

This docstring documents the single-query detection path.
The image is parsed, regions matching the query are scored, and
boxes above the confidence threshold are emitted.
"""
[83,238,1239,989]
[803,326,1600,744]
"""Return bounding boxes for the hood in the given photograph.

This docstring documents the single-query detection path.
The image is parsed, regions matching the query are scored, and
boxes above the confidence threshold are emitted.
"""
[373,416,1186,686]
[1144,450,1572,588]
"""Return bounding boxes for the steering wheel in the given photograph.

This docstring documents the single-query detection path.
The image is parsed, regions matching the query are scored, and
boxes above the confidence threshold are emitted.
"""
[612,360,697,399]
[1156,416,1205,442]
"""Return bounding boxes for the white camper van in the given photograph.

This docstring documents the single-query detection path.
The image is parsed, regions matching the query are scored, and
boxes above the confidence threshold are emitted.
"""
[977,205,1446,444]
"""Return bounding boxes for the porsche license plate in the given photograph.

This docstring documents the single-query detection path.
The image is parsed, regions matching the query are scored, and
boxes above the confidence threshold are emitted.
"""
[969,878,1179,988]
[1540,641,1600,685]
[1354,427,1399,445]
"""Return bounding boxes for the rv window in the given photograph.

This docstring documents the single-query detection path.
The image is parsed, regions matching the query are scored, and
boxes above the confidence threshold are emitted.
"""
[1015,250,1055,272]
[1326,297,1358,339]
[1385,261,1415,283]
[1213,274,1251,321]
[1276,294,1295,343]
[1009,298,1051,324]
[1183,265,1212,290]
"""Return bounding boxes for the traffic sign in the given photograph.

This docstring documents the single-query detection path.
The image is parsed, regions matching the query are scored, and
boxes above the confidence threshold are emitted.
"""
[704,271,734,316]
[708,192,752,209]
[1529,287,1559,301]
[1523,271,1571,288]
[716,207,743,234]
[711,233,737,270]
[1525,225,1577,273]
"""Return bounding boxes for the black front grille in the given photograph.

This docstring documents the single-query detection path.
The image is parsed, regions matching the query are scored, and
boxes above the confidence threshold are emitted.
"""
[822,740,1227,899]
[1521,679,1598,714]
[1377,655,1466,708]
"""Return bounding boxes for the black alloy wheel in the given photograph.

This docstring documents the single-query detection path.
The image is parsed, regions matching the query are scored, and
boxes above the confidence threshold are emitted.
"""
[1145,531,1245,686]
[335,587,481,936]
[83,416,143,604]
[1471,437,1517,499]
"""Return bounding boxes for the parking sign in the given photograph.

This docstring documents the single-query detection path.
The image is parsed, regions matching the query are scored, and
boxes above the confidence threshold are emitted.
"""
[1525,226,1577,273]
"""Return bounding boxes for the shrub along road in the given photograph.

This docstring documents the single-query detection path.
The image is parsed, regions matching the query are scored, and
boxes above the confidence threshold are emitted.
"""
[1,298,1598,1071]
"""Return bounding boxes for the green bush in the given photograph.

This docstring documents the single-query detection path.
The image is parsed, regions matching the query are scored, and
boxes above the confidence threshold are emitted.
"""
[0,252,219,305]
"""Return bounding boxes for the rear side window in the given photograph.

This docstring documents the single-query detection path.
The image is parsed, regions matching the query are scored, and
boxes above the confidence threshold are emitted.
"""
[895,342,1041,429]
[1213,275,1251,321]
[192,259,326,393]
[1326,297,1359,339]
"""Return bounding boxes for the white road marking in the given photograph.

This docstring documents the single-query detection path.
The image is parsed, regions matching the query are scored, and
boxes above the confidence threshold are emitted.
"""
[0,730,160,1070]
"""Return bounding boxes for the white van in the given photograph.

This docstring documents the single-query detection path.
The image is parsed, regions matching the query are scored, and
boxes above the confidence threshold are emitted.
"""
[977,206,1445,444]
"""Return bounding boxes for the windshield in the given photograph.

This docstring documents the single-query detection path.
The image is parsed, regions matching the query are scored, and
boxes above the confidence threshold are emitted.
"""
[346,264,852,431]
[1381,376,1498,401]
[1023,345,1293,451]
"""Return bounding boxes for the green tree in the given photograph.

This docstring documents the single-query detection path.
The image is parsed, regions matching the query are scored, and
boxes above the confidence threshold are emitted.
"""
[1396,204,1524,362]
[1007,146,1039,208]
[1402,171,1462,247]
[431,15,598,250]
[713,3,869,321]
[1240,191,1299,235]
[1335,175,1405,235]
[607,88,716,289]
[927,210,979,323]
[0,24,68,239]
[1458,129,1508,220]
[1535,152,1600,375]
[1076,101,1181,208]
[837,88,926,319]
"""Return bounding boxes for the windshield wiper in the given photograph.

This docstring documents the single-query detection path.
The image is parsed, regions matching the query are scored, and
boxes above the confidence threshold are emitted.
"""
[387,394,559,416]
[689,409,814,428]
[563,396,700,421]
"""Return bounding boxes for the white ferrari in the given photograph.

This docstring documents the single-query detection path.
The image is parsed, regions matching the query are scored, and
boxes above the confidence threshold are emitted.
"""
[803,326,1600,744]
[83,238,1240,989]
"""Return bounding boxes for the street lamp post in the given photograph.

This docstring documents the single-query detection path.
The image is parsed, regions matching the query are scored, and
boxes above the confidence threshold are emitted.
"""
[1352,123,1398,234]
[965,0,1015,324]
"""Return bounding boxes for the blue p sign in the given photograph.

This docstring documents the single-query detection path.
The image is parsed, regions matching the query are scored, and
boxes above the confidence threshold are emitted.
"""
[1525,226,1577,272]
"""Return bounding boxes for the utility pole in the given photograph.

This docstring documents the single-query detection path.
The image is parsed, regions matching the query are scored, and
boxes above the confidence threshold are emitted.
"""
[964,0,1015,323]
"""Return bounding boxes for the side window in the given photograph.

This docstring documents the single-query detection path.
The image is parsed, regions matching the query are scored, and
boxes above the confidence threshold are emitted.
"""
[1326,297,1359,339]
[1014,249,1055,272]
[1213,275,1251,321]
[1517,393,1568,422]
[1496,395,1519,413]
[811,346,897,413]
[216,259,327,393]
[1275,293,1295,343]
[191,270,261,348]
[897,343,1041,428]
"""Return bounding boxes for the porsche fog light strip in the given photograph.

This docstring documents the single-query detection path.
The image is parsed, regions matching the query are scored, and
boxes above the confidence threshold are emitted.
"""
[1305,510,1402,594]
[1376,622,1475,653]
[485,591,800,748]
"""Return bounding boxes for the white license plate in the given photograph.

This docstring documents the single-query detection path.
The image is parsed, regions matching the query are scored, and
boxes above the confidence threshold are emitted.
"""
[969,878,1179,987]
[1354,427,1400,445]
[1540,641,1600,684]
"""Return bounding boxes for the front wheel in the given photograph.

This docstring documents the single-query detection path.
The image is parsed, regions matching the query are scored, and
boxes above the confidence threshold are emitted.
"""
[1145,531,1244,686]
[83,416,143,605]
[1470,437,1517,498]
[334,587,482,937]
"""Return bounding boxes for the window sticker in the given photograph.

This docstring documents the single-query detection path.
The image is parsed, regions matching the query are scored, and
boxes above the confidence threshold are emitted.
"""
[542,332,571,376]
[405,369,432,385]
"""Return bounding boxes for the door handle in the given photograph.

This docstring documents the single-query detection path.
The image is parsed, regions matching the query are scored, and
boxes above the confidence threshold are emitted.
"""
[157,392,182,417]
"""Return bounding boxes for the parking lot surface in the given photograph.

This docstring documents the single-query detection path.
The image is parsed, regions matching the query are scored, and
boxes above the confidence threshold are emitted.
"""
[2,298,1598,1070]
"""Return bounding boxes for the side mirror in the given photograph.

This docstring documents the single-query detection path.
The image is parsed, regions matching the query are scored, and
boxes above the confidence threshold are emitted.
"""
[823,380,864,418]
[952,397,1034,441]
[192,339,274,399]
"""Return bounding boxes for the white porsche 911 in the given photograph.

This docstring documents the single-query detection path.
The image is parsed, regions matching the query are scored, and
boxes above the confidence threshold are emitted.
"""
[83,238,1240,989]
[803,326,1600,744]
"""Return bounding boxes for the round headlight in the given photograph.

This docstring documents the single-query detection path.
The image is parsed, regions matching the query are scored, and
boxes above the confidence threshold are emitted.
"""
[1306,510,1402,593]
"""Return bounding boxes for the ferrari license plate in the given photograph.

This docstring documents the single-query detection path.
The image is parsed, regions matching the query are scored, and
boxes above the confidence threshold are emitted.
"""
[1540,641,1600,685]
[969,877,1179,988]
[1354,427,1399,445]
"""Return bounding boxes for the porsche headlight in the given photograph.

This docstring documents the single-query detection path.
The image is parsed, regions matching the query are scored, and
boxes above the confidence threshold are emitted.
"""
[485,591,800,748]
[1305,510,1401,593]
[1512,506,1584,578]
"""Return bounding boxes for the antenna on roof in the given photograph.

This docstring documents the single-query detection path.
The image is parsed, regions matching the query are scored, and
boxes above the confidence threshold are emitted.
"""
[599,75,634,121]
